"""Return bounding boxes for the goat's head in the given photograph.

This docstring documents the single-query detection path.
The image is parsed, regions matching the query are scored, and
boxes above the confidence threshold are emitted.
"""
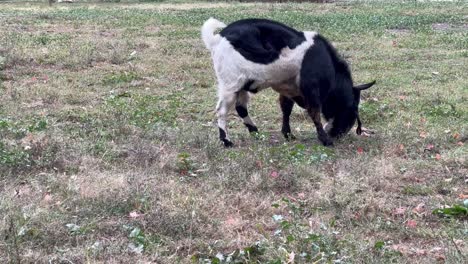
[327,80,376,138]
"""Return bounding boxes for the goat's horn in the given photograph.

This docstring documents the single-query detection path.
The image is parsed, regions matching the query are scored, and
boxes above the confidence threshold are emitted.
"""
[354,80,376,91]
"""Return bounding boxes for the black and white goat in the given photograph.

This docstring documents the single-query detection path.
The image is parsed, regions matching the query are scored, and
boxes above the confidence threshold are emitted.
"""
[202,18,375,147]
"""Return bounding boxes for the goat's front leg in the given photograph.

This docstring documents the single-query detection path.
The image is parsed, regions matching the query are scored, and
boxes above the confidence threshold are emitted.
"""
[279,95,295,140]
[307,107,333,146]
[300,77,333,146]
[216,93,236,147]
[235,90,258,134]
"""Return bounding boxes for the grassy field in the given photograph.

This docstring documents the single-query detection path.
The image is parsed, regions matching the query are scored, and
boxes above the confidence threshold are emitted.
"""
[0,0,467,263]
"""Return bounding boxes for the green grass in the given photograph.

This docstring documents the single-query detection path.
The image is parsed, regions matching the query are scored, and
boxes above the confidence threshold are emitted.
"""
[0,1,467,263]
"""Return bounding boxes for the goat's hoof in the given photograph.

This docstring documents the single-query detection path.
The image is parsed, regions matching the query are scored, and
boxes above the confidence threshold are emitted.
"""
[319,136,334,147]
[222,140,234,148]
[245,124,258,133]
[283,133,296,141]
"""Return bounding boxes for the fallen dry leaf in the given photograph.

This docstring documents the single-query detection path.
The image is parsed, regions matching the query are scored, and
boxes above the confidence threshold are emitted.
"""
[429,247,444,253]
[287,251,295,264]
[413,248,427,256]
[419,131,428,139]
[353,212,361,220]
[412,203,426,214]
[270,171,279,179]
[287,195,298,202]
[458,194,468,199]
[23,100,44,109]
[454,239,464,246]
[390,244,410,255]
[129,211,142,218]
[255,160,263,168]
[360,127,376,134]
[224,216,244,230]
[393,207,407,216]
[358,127,376,137]
[453,132,460,139]
[435,153,441,160]
[43,193,53,203]
[406,219,417,228]
[434,254,445,261]
[425,144,434,151]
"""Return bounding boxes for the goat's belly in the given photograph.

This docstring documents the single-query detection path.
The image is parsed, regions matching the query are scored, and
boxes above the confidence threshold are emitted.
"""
[245,57,301,84]
[271,78,302,98]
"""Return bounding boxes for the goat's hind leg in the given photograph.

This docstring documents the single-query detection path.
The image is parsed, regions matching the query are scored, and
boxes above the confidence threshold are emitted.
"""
[216,92,236,147]
[235,90,258,134]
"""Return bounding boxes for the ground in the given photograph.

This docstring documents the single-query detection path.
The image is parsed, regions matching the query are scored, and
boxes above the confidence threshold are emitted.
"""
[0,1,467,263]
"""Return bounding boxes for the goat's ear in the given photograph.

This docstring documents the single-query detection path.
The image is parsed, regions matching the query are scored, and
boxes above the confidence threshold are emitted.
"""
[354,80,376,91]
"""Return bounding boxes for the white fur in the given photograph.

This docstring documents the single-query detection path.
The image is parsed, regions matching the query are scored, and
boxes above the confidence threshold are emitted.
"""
[324,118,334,132]
[210,31,316,97]
[201,18,226,50]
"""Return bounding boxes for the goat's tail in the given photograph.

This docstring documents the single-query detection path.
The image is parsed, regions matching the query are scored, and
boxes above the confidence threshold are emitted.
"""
[201,18,226,50]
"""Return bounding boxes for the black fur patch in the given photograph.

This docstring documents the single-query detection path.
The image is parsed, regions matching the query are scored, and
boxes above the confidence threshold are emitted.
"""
[235,105,258,133]
[292,96,306,108]
[235,105,248,118]
[245,123,258,133]
[241,80,256,93]
[223,140,234,147]
[219,128,233,147]
[219,127,227,140]
[220,19,306,64]
[280,95,294,137]
[299,34,358,138]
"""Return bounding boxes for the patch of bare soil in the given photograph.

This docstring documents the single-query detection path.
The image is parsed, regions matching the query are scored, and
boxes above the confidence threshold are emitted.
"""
[73,171,128,199]
[432,23,468,31]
